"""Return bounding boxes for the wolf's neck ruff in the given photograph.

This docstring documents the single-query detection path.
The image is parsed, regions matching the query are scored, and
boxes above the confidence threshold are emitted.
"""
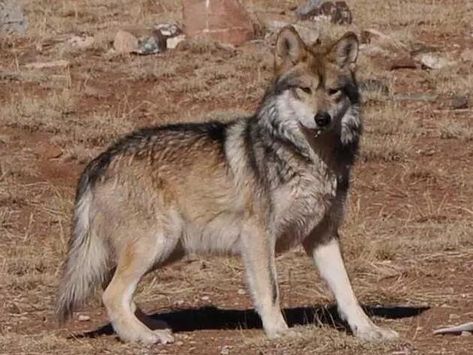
[254,91,362,170]
[256,97,314,163]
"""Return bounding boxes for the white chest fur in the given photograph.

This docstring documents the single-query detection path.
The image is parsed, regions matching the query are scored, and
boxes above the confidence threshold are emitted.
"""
[273,166,339,252]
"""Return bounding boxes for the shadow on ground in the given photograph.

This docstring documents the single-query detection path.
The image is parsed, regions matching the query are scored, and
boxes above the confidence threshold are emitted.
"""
[78,304,429,338]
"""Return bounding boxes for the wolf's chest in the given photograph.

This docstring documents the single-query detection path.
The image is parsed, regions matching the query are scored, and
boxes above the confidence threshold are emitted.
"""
[273,170,339,250]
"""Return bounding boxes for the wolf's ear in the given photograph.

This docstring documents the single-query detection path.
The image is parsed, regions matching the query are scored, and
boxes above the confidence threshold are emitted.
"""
[275,26,307,69]
[329,32,359,67]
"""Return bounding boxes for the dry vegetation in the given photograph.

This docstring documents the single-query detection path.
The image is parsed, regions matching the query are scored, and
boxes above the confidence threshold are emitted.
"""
[1,0,472,354]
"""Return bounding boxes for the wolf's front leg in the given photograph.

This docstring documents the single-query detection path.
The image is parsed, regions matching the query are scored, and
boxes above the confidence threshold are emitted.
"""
[303,236,399,342]
[241,224,289,338]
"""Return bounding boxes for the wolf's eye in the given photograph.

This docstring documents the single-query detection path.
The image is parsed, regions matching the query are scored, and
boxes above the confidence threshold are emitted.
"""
[300,86,312,94]
[328,88,342,96]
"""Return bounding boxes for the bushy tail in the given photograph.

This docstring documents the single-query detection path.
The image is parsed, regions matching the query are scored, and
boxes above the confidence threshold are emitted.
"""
[56,187,108,323]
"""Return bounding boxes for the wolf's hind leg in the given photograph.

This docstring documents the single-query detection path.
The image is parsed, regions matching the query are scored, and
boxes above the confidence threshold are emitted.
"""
[304,236,399,342]
[241,223,289,338]
[102,235,174,345]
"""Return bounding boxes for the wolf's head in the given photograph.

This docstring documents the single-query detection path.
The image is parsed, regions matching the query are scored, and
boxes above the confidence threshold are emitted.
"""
[262,26,361,147]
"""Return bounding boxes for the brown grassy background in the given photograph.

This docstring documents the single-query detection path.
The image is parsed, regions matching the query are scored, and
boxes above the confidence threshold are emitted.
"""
[0,0,472,354]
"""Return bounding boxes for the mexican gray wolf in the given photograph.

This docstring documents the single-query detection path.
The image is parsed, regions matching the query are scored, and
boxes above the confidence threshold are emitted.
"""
[56,25,399,344]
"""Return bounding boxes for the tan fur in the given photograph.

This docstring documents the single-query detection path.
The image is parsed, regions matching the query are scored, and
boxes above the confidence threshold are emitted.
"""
[57,26,399,344]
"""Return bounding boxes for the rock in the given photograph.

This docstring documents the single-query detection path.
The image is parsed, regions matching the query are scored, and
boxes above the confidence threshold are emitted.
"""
[0,0,28,34]
[298,1,352,25]
[450,95,469,110]
[25,60,70,70]
[155,23,183,38]
[166,34,186,49]
[416,53,453,69]
[461,331,472,336]
[78,314,91,322]
[135,30,166,55]
[295,0,324,18]
[154,23,186,49]
[360,79,389,95]
[114,29,168,55]
[182,0,255,46]
[67,35,95,49]
[113,30,139,54]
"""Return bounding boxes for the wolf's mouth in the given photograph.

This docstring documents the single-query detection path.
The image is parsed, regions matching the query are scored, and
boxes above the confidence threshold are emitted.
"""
[313,126,329,137]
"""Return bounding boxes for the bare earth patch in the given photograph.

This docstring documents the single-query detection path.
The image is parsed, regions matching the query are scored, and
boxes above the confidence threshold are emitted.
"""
[1,0,472,354]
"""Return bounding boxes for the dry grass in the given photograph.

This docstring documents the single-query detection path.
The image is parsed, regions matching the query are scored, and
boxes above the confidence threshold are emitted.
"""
[1,0,473,354]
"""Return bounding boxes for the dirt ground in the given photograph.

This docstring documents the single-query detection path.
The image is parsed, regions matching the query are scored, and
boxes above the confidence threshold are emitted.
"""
[1,0,472,354]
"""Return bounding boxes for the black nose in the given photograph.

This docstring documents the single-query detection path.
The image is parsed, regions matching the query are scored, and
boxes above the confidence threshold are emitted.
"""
[314,112,331,127]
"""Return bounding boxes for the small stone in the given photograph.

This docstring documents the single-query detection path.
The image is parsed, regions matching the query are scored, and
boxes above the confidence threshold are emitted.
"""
[298,1,352,25]
[25,60,70,70]
[417,53,453,69]
[176,341,184,346]
[113,30,139,54]
[135,30,166,55]
[78,314,90,321]
[155,22,186,50]
[155,23,183,38]
[451,95,469,110]
[237,288,246,295]
[167,34,186,49]
[201,296,210,301]
[0,0,28,34]
[461,331,472,336]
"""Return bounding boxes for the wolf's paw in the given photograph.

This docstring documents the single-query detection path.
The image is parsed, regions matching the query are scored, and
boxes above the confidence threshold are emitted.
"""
[117,327,174,345]
[265,322,293,339]
[354,325,399,342]
[153,329,175,344]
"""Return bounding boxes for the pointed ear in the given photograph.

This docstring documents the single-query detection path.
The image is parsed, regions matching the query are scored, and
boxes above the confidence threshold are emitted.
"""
[275,26,307,69]
[329,32,359,67]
